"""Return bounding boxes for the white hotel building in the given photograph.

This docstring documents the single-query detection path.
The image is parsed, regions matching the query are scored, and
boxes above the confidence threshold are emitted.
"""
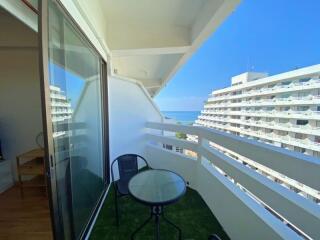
[196,64,320,157]
[50,85,73,138]
[193,64,320,202]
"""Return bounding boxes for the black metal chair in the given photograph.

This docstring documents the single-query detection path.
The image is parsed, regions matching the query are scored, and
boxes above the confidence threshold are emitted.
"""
[111,154,151,226]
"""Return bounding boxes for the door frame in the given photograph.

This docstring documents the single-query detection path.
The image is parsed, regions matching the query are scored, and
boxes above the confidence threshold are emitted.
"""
[38,0,110,239]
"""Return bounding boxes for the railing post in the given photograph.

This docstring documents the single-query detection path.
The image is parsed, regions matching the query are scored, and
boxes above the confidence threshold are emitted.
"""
[197,136,203,163]
[197,136,209,163]
[196,135,209,189]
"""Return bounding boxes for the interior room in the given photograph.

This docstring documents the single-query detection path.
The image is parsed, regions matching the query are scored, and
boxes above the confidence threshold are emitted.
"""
[0,7,53,240]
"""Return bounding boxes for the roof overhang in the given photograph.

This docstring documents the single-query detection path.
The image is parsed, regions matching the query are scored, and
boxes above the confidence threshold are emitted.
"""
[74,0,240,96]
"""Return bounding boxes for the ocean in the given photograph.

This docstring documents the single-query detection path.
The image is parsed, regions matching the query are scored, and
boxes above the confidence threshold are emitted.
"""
[161,111,200,125]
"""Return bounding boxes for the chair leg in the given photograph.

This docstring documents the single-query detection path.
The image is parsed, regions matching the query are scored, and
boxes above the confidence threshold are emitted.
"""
[114,185,120,226]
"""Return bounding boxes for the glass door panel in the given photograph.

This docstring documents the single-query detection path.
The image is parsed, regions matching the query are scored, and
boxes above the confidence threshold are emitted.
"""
[42,1,106,238]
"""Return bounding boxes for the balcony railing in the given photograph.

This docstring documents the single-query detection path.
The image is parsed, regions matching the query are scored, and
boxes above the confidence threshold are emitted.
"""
[145,122,320,240]
[206,96,320,108]
[201,108,320,121]
[208,78,320,102]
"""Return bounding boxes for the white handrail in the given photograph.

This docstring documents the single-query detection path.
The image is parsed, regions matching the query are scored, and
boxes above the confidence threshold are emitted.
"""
[146,122,320,191]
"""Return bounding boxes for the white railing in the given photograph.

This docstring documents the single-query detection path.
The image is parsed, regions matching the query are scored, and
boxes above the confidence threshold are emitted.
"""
[207,97,320,108]
[207,78,320,102]
[145,122,320,240]
[237,117,315,134]
[201,108,320,120]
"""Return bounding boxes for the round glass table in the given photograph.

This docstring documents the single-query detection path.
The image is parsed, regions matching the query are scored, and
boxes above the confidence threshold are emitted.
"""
[128,169,186,240]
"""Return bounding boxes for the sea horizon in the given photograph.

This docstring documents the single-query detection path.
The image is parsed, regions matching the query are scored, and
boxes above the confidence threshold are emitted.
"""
[161,110,200,125]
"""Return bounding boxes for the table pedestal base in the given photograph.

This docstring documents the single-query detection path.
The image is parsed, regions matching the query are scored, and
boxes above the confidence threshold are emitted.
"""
[131,205,182,240]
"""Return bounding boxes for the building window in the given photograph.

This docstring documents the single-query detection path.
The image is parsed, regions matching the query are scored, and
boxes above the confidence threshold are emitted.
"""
[298,91,310,97]
[299,77,311,83]
[295,133,307,139]
[175,147,183,153]
[266,107,274,111]
[297,106,309,111]
[280,93,291,98]
[313,151,320,158]
[278,131,289,136]
[296,120,308,125]
[279,118,289,123]
[280,106,290,111]
[294,146,306,153]
[281,81,291,85]
[163,144,173,150]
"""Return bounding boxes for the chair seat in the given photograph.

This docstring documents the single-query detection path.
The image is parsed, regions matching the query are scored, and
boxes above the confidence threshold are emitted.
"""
[116,180,129,195]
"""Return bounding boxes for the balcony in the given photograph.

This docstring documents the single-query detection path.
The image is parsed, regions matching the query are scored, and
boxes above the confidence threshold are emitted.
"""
[196,114,320,137]
[208,78,320,102]
[91,122,320,240]
[90,187,229,239]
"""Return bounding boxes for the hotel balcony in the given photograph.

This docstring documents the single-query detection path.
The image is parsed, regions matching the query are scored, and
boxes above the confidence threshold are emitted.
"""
[50,93,68,100]
[198,114,320,136]
[206,96,320,109]
[84,121,320,240]
[208,77,320,102]
[1,1,320,240]
[202,108,320,121]
[194,118,320,152]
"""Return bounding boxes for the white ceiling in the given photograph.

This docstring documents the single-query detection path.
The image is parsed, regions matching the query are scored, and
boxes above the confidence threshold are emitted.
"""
[93,0,239,96]
[113,54,183,88]
[1,0,240,97]
[103,0,206,28]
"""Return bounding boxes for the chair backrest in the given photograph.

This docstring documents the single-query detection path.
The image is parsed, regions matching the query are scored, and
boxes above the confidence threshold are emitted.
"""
[111,154,149,184]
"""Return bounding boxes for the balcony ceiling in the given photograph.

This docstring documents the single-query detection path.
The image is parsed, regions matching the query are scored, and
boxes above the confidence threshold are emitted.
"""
[74,0,240,96]
[2,0,239,96]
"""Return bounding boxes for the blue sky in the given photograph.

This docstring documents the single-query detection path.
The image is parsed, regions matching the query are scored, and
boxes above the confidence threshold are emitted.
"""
[49,62,85,108]
[155,0,320,111]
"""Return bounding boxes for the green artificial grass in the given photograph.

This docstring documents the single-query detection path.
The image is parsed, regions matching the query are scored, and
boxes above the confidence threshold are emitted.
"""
[90,187,230,240]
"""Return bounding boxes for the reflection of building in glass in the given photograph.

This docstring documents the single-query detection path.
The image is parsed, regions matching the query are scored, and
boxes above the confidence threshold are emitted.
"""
[50,85,73,138]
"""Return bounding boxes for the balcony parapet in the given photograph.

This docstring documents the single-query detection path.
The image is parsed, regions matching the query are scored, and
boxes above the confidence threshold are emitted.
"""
[145,121,320,240]
[208,78,320,102]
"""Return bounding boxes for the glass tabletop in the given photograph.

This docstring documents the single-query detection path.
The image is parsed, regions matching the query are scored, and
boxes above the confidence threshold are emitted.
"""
[128,169,186,205]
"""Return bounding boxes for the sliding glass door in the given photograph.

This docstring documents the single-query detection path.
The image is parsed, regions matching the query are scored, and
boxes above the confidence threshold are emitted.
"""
[39,0,108,239]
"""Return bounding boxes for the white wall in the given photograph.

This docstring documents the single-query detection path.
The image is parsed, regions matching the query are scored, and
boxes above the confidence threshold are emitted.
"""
[108,76,162,165]
[0,49,43,181]
[0,8,42,186]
